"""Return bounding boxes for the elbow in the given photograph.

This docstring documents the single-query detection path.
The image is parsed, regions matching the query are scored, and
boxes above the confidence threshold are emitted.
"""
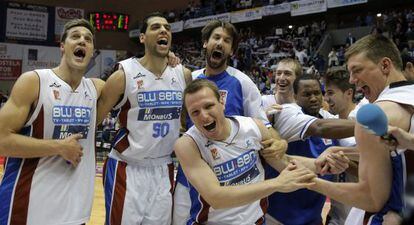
[201,190,229,209]
[0,132,9,156]
[203,194,226,209]
[364,200,385,212]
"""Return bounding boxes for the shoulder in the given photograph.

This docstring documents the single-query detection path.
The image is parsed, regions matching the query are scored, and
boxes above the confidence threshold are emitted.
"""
[90,78,105,97]
[175,135,198,155]
[182,66,192,85]
[8,71,40,105]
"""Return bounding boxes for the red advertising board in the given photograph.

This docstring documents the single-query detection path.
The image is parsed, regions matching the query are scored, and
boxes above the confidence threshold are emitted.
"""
[0,59,22,80]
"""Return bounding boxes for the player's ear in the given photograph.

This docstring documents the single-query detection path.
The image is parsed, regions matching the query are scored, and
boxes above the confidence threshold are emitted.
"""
[139,33,145,44]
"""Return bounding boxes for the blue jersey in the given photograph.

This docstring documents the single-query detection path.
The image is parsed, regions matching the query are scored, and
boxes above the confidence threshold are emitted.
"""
[265,135,338,225]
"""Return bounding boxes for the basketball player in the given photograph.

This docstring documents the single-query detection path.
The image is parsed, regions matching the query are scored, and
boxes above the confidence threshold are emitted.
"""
[172,20,286,225]
[323,68,360,225]
[97,12,191,225]
[176,79,319,224]
[0,19,103,225]
[309,34,413,224]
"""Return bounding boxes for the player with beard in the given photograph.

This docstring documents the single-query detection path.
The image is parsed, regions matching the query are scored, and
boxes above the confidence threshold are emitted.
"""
[172,20,287,225]
[97,12,191,225]
[0,19,104,225]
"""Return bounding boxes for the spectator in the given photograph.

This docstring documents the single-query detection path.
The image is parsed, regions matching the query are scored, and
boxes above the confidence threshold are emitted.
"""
[345,32,356,46]
[101,112,117,142]
[328,48,339,67]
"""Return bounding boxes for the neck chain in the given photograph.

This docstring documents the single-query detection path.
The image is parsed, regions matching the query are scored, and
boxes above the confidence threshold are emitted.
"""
[217,117,239,147]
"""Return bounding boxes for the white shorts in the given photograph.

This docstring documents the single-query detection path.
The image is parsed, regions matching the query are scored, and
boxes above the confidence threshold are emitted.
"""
[265,214,284,225]
[104,157,173,225]
[172,182,191,225]
[344,207,365,225]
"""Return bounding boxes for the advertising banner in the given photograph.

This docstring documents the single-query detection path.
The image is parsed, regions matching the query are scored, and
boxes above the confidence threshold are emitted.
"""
[0,43,23,80]
[184,13,230,29]
[290,0,327,16]
[231,8,262,24]
[6,2,49,41]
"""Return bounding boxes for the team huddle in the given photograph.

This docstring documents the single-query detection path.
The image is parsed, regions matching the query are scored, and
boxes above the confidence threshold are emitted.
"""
[0,11,413,225]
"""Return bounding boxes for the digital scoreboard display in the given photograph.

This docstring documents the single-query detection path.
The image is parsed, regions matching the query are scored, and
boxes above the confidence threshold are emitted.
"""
[88,12,129,31]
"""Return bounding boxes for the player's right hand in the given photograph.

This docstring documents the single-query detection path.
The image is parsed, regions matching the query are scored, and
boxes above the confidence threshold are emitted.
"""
[273,162,316,193]
[58,133,83,166]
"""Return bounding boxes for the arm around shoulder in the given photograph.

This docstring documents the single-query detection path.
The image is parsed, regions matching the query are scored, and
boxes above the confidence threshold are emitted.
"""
[183,66,192,86]
[90,78,105,98]
[96,69,125,124]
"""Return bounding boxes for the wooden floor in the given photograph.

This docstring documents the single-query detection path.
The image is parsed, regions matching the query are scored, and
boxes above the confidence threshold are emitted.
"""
[88,176,105,225]
[0,165,330,225]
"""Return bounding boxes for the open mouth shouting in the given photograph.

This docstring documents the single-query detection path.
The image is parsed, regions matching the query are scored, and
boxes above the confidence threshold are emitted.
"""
[203,121,217,132]
[211,50,224,61]
[73,48,86,62]
[157,38,169,49]
[357,85,371,101]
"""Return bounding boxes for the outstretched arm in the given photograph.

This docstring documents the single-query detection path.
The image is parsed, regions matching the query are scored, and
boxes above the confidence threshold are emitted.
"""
[310,101,410,212]
[306,118,355,139]
[175,134,315,209]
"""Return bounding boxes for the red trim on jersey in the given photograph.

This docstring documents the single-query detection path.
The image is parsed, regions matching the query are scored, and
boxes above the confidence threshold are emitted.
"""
[168,163,174,194]
[255,216,265,225]
[110,161,127,225]
[32,107,44,139]
[10,158,40,225]
[113,130,130,154]
[10,107,44,224]
[118,100,131,128]
[197,196,210,223]
[260,196,268,214]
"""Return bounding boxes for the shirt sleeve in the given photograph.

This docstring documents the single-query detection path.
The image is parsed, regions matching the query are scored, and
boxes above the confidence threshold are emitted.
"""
[274,104,317,142]
[242,77,271,128]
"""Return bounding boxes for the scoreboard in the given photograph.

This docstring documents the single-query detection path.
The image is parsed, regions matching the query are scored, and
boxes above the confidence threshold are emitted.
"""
[88,12,129,31]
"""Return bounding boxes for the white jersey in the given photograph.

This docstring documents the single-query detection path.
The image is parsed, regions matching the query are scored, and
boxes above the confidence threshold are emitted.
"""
[261,95,317,142]
[109,57,186,164]
[0,69,97,225]
[185,116,266,224]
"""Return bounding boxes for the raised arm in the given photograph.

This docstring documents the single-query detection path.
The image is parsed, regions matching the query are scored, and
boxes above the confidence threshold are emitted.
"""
[96,69,125,124]
[175,134,315,209]
[0,72,83,165]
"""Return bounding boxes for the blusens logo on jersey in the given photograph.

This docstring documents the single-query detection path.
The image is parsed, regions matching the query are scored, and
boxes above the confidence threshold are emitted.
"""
[52,105,92,139]
[52,106,92,124]
[213,150,258,183]
[137,107,181,121]
[137,90,182,108]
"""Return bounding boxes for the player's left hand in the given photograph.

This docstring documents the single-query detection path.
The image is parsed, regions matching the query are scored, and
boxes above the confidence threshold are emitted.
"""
[260,138,287,160]
[167,51,181,67]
